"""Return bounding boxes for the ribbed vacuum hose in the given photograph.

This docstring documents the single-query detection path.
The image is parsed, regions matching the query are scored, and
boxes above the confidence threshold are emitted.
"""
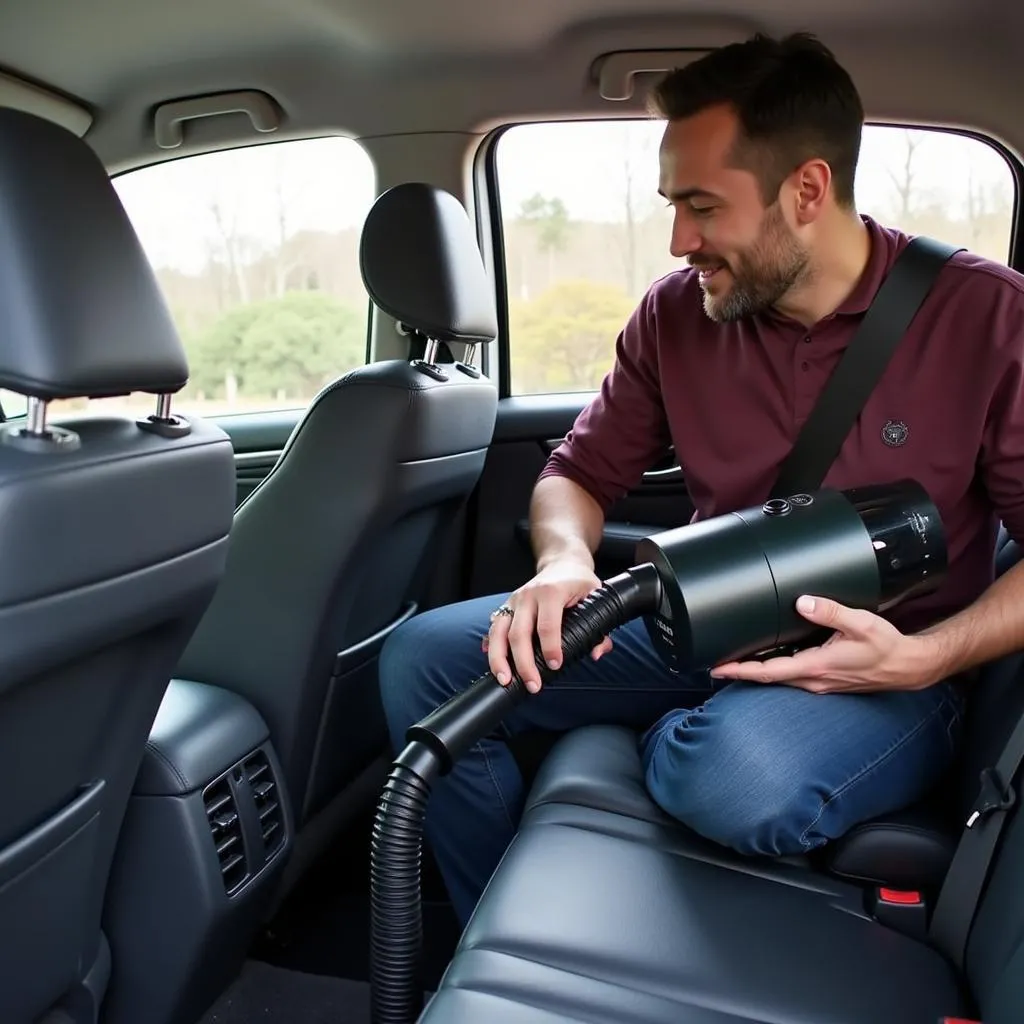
[369,759,433,1023]
[369,565,662,1024]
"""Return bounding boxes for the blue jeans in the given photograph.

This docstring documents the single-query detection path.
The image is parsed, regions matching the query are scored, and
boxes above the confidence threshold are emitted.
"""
[378,592,964,926]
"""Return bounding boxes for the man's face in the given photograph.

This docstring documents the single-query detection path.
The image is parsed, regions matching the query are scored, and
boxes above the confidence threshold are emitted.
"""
[658,105,810,322]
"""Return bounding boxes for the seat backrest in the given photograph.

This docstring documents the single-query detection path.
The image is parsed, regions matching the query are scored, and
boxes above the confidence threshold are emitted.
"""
[175,182,498,830]
[0,108,235,1023]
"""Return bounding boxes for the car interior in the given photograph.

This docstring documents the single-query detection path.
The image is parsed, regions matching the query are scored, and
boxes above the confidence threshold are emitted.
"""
[0,0,1022,1022]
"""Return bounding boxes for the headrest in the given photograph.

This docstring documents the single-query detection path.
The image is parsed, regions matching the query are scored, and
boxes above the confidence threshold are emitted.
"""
[359,183,498,345]
[0,108,188,400]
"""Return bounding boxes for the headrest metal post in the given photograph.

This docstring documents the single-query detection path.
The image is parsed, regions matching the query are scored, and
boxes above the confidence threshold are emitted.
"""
[137,391,191,440]
[25,396,48,437]
[1,394,80,452]
[156,394,173,420]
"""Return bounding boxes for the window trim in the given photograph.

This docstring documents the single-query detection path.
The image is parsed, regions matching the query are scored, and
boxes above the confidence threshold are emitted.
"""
[476,122,514,398]
[480,117,1024,400]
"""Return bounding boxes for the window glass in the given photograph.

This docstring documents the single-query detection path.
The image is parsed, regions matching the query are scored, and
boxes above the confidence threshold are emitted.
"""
[0,389,27,419]
[496,121,1016,395]
[48,136,375,421]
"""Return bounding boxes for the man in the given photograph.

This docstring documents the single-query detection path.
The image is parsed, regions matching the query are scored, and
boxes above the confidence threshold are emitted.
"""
[379,32,1024,928]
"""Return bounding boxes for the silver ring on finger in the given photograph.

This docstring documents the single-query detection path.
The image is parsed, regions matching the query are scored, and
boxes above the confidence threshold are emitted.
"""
[489,603,514,625]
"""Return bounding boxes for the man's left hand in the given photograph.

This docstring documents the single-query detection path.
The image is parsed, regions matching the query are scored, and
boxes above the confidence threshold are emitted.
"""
[709,595,938,694]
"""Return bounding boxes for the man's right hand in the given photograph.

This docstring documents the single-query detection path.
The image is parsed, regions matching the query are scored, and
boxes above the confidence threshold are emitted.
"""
[483,561,612,693]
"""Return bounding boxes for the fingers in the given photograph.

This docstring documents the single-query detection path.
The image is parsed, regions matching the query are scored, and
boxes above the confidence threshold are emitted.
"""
[509,596,545,692]
[711,649,826,683]
[795,595,879,638]
[535,598,566,670]
[485,595,550,692]
[485,570,605,693]
[486,606,515,685]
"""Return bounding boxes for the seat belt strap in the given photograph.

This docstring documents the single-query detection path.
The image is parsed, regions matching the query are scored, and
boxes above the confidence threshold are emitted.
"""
[930,689,1024,970]
[771,236,961,497]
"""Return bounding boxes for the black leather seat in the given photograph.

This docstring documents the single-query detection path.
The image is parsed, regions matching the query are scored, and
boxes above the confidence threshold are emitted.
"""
[420,532,1024,1023]
[0,109,234,1023]
[422,695,1023,1022]
[174,182,499,881]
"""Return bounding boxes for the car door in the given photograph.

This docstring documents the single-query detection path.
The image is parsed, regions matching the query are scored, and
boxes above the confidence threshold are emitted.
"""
[464,395,693,598]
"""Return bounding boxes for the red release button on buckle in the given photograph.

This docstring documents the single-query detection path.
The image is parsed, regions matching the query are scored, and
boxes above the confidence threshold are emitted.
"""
[879,888,922,904]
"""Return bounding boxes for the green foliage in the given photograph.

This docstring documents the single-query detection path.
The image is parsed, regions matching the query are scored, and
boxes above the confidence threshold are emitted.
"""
[183,291,365,400]
[519,193,572,253]
[510,279,636,393]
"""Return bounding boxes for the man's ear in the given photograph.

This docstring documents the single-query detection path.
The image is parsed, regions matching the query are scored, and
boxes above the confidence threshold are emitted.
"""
[789,158,832,224]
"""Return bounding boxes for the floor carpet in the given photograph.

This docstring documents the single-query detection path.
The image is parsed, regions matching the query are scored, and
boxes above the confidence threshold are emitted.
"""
[198,960,372,1024]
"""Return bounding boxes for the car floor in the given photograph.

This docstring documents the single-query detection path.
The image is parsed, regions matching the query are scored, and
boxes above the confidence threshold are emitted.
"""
[199,808,462,1024]
[198,961,373,1024]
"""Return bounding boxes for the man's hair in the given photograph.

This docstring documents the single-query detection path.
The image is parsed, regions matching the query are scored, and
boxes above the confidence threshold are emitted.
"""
[649,33,864,208]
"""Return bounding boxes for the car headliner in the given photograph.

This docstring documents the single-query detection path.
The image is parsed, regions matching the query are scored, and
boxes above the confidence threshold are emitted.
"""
[0,0,1017,171]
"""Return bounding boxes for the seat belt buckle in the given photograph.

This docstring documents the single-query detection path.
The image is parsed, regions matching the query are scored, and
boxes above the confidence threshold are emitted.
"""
[965,766,1016,828]
[869,887,928,940]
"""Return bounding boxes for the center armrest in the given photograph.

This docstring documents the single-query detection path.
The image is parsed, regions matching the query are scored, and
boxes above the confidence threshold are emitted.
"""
[823,802,958,891]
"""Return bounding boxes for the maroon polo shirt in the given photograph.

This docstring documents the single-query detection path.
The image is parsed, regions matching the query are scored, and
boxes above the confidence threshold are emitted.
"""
[539,216,1024,634]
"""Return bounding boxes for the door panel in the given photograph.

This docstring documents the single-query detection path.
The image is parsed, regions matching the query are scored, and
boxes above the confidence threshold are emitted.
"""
[466,395,694,598]
[211,409,303,505]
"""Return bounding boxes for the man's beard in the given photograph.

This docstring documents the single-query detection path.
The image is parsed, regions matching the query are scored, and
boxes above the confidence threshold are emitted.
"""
[695,204,811,323]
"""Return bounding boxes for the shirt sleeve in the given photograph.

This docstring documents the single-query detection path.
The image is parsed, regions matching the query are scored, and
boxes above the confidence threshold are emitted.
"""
[536,287,673,513]
[980,294,1024,544]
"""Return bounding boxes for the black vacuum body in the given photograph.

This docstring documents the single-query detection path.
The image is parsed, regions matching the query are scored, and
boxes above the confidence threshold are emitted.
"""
[369,478,947,1024]
[637,478,945,672]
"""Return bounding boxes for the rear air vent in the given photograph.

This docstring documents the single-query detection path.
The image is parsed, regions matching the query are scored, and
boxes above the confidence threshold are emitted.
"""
[203,777,247,892]
[244,750,285,860]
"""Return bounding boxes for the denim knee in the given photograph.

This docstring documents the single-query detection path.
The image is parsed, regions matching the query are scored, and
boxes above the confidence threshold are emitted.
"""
[643,707,818,856]
[378,599,491,753]
[378,614,444,753]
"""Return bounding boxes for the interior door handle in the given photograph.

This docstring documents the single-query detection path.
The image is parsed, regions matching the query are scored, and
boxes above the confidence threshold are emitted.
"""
[543,439,685,484]
[642,464,685,483]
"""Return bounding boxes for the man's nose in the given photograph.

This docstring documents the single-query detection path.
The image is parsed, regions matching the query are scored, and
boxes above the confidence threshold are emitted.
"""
[670,209,703,259]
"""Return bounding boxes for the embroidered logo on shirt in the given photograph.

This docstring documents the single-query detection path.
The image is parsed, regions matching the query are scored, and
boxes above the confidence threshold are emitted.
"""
[881,420,909,447]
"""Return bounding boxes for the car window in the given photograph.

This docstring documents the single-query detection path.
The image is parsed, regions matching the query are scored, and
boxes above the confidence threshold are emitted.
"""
[0,389,27,420]
[45,136,376,422]
[495,121,1016,396]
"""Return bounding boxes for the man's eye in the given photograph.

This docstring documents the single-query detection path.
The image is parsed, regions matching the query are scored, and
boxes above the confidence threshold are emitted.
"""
[691,206,715,217]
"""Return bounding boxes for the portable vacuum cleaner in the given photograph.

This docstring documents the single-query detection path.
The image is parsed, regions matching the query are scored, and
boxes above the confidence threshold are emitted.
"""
[368,478,947,1024]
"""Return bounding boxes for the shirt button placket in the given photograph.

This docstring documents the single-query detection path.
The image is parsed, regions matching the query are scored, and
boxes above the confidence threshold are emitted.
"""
[795,332,813,423]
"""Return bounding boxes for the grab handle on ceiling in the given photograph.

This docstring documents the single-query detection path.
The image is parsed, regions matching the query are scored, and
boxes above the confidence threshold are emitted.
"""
[154,90,281,149]
[593,23,757,102]
[594,49,711,101]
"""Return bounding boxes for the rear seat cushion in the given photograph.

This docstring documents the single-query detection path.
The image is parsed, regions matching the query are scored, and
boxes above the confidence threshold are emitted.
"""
[525,722,687,826]
[524,723,958,887]
[421,728,965,1022]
